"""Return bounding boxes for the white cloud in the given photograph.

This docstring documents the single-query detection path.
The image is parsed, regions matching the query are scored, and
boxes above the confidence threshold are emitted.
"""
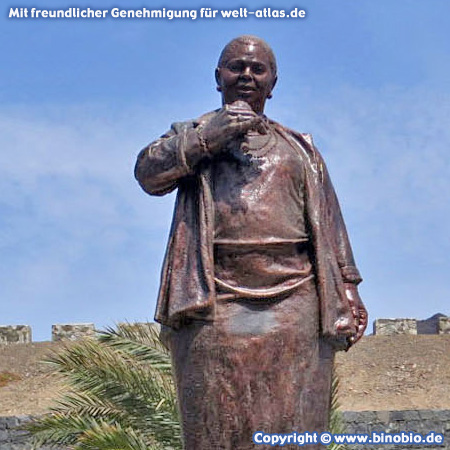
[0,104,177,339]
[273,84,450,319]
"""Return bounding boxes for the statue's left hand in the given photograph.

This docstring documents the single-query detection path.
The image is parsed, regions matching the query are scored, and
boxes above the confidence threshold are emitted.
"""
[344,283,368,348]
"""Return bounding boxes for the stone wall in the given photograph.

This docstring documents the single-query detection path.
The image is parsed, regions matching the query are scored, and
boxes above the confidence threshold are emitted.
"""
[1,316,448,342]
[0,326,31,345]
[439,317,450,335]
[373,319,418,336]
[0,415,64,450]
[417,314,449,335]
[1,410,449,449]
[0,324,96,344]
[343,409,449,449]
[51,323,95,342]
[374,315,450,336]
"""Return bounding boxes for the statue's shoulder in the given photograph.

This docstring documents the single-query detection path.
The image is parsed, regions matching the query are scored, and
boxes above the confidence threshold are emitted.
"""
[298,132,314,147]
[269,120,328,176]
[269,119,317,150]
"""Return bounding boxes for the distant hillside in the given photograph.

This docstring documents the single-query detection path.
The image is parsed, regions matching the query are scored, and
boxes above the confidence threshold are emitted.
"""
[1,335,449,415]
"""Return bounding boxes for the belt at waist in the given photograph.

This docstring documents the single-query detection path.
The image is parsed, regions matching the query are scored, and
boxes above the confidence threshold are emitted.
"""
[214,240,313,300]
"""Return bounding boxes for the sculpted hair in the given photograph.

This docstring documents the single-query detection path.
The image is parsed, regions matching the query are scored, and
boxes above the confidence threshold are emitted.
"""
[217,35,278,76]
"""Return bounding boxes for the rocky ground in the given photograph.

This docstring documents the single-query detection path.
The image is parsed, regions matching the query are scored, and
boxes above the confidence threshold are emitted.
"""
[335,335,450,411]
[0,335,449,415]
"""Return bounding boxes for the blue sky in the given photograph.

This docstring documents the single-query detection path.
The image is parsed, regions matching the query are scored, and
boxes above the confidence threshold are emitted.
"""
[1,0,449,341]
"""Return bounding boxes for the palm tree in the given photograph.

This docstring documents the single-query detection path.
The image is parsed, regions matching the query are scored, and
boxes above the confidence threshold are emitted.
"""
[328,372,349,450]
[27,323,181,450]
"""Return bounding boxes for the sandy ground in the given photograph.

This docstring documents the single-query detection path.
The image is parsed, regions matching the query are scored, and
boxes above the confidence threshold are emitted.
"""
[0,335,449,415]
[335,334,450,411]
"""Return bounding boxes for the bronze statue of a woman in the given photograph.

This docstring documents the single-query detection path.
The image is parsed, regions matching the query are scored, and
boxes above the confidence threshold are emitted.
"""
[135,35,367,450]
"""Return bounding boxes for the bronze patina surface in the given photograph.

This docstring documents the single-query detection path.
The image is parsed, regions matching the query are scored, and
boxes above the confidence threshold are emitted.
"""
[135,35,368,449]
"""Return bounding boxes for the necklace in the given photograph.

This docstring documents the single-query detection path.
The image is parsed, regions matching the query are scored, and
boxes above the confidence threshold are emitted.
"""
[241,124,277,158]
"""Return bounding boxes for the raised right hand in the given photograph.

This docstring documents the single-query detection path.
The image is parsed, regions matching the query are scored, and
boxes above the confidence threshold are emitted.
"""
[200,100,267,154]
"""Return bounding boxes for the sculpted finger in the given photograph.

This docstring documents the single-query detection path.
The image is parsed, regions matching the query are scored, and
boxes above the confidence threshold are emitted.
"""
[228,110,257,121]
[358,307,368,335]
[346,297,358,324]
[254,118,268,135]
[243,116,265,132]
[353,309,368,343]
[346,303,367,349]
[227,102,257,116]
[228,117,255,135]
[353,326,364,344]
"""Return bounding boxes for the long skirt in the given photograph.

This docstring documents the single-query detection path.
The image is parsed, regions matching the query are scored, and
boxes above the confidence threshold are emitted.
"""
[167,278,334,450]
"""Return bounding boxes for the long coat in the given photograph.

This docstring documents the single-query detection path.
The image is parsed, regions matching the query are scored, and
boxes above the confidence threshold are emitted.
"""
[135,111,363,350]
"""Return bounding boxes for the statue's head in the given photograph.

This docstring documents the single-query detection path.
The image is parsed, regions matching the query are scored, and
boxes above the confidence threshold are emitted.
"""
[215,35,278,114]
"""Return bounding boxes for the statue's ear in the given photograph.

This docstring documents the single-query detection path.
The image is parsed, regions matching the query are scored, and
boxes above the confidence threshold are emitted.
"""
[215,67,222,91]
[266,75,277,99]
[271,75,278,91]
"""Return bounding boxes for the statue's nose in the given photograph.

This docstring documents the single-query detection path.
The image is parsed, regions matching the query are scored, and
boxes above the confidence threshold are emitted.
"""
[240,66,252,80]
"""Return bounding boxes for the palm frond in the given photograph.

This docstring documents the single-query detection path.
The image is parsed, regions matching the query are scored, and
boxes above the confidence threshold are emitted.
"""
[98,323,172,374]
[74,422,154,450]
[46,338,175,410]
[27,323,182,450]
[328,367,349,450]
[27,414,113,447]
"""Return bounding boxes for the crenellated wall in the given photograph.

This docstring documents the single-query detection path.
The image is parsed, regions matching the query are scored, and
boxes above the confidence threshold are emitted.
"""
[0,326,32,344]
[51,323,95,341]
[373,315,449,336]
[0,324,96,344]
[2,316,449,343]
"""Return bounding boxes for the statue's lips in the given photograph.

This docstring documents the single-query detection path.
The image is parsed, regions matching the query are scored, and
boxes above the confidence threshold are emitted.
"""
[235,85,256,92]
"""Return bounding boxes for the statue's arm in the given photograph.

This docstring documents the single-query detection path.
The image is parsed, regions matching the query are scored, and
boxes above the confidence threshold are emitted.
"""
[134,121,208,196]
[319,153,368,344]
[320,161,361,284]
[289,130,362,284]
[135,104,268,196]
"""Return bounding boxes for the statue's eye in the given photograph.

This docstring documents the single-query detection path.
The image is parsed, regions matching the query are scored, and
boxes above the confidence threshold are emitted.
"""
[252,64,266,75]
[228,62,243,73]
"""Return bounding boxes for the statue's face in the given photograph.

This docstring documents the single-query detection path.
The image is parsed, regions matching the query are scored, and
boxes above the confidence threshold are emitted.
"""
[216,41,277,114]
